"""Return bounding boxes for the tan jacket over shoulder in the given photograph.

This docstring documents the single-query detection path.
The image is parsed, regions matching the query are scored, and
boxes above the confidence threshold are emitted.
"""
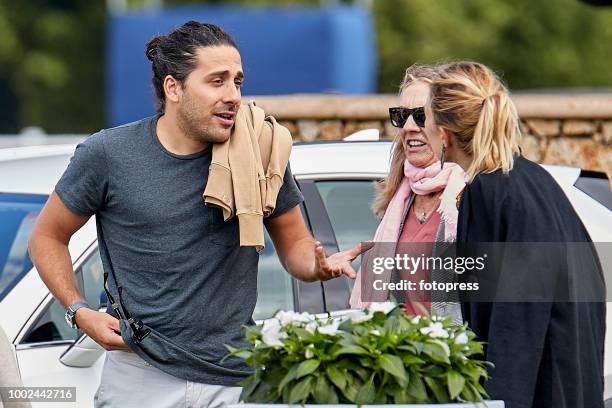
[203,101,293,252]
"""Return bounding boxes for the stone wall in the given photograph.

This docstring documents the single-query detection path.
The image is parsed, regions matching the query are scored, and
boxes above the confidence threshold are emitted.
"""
[251,94,612,178]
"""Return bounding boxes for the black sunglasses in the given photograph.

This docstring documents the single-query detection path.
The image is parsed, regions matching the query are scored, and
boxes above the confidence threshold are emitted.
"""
[389,106,426,128]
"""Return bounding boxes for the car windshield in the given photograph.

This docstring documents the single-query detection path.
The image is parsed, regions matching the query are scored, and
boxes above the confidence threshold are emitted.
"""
[0,193,47,301]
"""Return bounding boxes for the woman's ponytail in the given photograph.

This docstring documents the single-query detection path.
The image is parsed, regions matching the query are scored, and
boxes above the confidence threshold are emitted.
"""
[430,62,521,182]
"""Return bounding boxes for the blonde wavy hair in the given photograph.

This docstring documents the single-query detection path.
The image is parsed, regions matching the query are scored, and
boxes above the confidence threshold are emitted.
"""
[372,64,441,219]
[430,61,521,182]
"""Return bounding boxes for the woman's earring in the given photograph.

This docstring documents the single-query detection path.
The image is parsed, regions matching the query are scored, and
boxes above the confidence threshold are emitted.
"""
[440,145,446,169]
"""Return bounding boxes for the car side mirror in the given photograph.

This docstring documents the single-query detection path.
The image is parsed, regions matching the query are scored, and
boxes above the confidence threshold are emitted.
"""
[59,332,105,368]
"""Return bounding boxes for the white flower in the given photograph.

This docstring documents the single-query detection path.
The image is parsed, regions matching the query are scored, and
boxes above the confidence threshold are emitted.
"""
[261,319,287,346]
[420,322,450,339]
[346,310,373,323]
[317,320,341,336]
[410,315,422,324]
[305,321,317,334]
[367,302,396,315]
[275,310,313,327]
[370,329,381,336]
[454,332,469,345]
[432,339,451,357]
[305,344,315,359]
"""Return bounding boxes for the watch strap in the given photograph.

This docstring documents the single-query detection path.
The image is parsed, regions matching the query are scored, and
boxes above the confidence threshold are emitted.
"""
[67,302,90,329]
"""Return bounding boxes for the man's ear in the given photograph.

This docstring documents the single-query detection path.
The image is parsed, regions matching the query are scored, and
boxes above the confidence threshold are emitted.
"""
[163,75,181,104]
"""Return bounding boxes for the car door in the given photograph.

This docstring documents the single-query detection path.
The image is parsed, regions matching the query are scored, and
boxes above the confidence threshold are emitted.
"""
[296,176,381,313]
[255,175,382,317]
[15,243,105,408]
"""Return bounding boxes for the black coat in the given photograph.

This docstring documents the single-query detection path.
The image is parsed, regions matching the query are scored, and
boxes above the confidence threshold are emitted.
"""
[458,156,606,408]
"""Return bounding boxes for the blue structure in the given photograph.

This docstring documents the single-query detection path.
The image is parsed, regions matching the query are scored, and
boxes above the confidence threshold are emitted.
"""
[106,5,377,126]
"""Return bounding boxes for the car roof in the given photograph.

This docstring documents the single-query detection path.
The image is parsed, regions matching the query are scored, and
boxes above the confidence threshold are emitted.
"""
[0,145,77,195]
[0,141,583,195]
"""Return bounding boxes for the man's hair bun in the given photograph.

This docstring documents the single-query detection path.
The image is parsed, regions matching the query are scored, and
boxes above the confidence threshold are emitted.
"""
[145,36,163,61]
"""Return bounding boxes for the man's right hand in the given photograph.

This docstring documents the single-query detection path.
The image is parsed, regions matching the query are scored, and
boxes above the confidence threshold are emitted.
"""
[74,308,129,351]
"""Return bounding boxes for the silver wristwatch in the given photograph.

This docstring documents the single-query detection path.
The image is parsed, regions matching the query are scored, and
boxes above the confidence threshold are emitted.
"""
[65,302,90,330]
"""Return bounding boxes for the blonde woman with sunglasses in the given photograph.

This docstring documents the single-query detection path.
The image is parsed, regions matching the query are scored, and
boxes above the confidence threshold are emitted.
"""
[350,65,466,323]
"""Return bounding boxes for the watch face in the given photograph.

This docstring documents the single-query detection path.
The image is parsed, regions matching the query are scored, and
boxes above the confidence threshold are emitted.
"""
[65,309,75,328]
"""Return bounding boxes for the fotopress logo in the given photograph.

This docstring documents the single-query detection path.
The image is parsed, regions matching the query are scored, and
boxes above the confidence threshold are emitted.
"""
[368,252,485,295]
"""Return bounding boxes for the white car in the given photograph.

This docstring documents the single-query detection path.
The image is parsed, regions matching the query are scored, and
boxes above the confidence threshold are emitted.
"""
[1,138,611,407]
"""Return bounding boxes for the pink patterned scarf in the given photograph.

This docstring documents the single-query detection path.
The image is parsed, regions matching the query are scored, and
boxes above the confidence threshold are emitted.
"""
[349,159,466,308]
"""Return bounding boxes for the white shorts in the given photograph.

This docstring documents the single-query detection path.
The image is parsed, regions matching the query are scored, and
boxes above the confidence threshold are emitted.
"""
[94,350,242,408]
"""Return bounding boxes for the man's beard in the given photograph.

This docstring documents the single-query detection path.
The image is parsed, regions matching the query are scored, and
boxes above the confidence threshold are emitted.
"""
[177,97,233,144]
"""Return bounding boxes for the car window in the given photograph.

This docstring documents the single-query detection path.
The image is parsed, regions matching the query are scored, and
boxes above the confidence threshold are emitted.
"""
[253,230,294,320]
[315,180,379,267]
[21,250,102,344]
[0,193,47,301]
[80,250,105,309]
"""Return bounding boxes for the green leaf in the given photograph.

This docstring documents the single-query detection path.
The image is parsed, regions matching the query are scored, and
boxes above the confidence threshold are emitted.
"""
[374,387,388,404]
[338,318,354,332]
[358,357,374,368]
[401,354,425,365]
[421,365,446,377]
[333,345,369,356]
[292,327,314,339]
[460,382,483,402]
[422,342,451,364]
[313,374,334,403]
[245,325,262,340]
[224,344,238,353]
[407,340,425,354]
[354,375,376,404]
[341,375,362,402]
[278,365,298,392]
[397,344,417,353]
[231,350,253,360]
[221,345,252,362]
[352,362,371,381]
[379,354,408,385]
[251,381,275,403]
[447,370,466,400]
[393,388,408,404]
[424,377,450,403]
[281,383,291,403]
[266,366,287,389]
[406,374,428,402]
[326,365,347,390]
[296,359,320,379]
[288,376,314,404]
[239,378,260,401]
[338,360,369,381]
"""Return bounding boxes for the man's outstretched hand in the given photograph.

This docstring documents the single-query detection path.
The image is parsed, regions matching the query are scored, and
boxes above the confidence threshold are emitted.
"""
[314,241,374,281]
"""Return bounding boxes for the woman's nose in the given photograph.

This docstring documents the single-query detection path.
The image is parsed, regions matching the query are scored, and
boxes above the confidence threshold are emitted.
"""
[402,115,421,132]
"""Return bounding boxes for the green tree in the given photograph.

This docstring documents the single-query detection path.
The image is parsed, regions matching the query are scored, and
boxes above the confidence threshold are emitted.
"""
[0,0,105,133]
[374,0,612,92]
[1,0,611,133]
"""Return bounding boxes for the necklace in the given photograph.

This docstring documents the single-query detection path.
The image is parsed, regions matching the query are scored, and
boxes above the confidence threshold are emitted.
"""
[414,192,441,224]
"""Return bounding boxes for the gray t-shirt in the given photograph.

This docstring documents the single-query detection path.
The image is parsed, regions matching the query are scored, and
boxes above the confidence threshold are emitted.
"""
[55,116,303,385]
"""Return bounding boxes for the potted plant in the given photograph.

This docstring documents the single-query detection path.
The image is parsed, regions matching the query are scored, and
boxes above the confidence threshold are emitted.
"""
[226,303,503,407]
